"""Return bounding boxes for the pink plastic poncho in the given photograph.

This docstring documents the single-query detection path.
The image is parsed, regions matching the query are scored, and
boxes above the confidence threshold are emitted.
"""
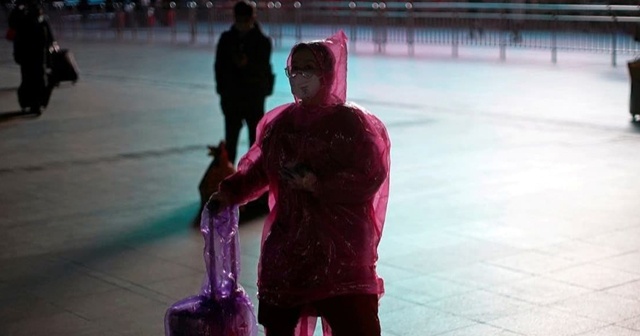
[218,31,391,336]
[164,205,258,336]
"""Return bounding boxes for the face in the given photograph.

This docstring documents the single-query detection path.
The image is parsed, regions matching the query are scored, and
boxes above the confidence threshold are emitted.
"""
[289,48,321,78]
[288,47,324,103]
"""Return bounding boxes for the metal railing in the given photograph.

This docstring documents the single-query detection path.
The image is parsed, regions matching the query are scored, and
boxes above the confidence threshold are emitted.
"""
[3,1,639,66]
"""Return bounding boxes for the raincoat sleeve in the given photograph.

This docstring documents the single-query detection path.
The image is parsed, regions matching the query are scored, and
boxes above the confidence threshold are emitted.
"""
[313,107,389,204]
[217,104,293,206]
[218,149,268,206]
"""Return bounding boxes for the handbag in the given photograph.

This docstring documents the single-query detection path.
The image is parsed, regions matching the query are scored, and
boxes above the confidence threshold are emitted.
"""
[49,48,80,84]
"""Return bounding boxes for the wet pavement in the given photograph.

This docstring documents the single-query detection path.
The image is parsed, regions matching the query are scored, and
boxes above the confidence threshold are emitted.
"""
[1,30,640,336]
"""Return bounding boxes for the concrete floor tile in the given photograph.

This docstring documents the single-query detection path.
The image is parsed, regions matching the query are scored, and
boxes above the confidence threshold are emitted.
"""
[596,251,640,275]
[55,288,167,321]
[577,325,640,336]
[0,296,64,325]
[376,263,422,284]
[490,307,608,336]
[1,312,123,336]
[385,239,522,276]
[382,305,476,336]
[0,281,29,301]
[426,289,537,323]
[551,291,640,324]
[431,262,531,289]
[488,276,591,305]
[0,255,70,283]
[125,232,205,265]
[25,269,124,300]
[583,227,640,252]
[535,240,631,264]
[384,275,475,305]
[381,250,471,275]
[383,231,474,252]
[603,280,640,302]
[62,245,203,286]
[618,316,640,331]
[445,220,570,250]
[378,295,419,316]
[0,237,50,260]
[378,236,452,259]
[436,323,525,336]
[488,251,581,275]
[143,272,204,301]
[545,264,640,290]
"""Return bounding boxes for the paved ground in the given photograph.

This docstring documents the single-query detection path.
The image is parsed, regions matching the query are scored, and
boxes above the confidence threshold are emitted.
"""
[1,28,640,336]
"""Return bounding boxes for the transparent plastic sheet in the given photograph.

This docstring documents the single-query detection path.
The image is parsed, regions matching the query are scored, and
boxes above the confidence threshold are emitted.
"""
[164,205,258,336]
[218,31,391,336]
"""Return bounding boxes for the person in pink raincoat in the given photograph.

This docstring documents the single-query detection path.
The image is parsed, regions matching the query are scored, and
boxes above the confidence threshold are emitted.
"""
[211,30,391,336]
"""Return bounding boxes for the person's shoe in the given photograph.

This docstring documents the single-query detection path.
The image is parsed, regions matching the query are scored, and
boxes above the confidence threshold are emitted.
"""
[30,107,43,117]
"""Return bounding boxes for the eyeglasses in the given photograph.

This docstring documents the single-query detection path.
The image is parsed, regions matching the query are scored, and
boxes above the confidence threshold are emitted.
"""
[284,68,315,79]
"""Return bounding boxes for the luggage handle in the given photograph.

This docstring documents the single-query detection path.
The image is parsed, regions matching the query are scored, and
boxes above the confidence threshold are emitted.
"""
[201,204,241,301]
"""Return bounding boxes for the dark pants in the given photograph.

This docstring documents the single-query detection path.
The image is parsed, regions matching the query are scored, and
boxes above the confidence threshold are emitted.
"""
[220,95,266,163]
[258,294,381,336]
[18,63,52,111]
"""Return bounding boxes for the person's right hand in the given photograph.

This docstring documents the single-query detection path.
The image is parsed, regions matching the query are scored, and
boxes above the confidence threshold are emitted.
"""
[207,191,230,212]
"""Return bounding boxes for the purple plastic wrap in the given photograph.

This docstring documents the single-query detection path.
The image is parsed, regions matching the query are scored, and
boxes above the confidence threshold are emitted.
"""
[164,205,258,336]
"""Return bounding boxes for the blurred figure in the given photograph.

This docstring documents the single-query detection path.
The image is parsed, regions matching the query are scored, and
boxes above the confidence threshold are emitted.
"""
[214,0,274,164]
[11,0,56,115]
[510,0,525,43]
[468,0,484,39]
[210,31,391,336]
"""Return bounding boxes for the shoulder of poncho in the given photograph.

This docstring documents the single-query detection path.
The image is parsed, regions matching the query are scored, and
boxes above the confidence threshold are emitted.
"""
[266,103,295,118]
[342,102,385,126]
[261,103,295,127]
[343,102,389,145]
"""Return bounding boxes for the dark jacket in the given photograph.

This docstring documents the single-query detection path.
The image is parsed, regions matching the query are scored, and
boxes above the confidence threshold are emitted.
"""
[214,23,273,99]
[12,5,54,66]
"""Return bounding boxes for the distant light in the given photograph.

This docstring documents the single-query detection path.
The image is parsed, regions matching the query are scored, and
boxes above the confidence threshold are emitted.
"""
[349,2,356,9]
[372,3,379,9]
[405,3,413,10]
[294,2,301,9]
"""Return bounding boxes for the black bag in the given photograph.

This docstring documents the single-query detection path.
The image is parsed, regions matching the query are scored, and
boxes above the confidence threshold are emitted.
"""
[50,49,79,84]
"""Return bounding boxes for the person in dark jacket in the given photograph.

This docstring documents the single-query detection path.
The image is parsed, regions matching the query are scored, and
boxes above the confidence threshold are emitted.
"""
[12,0,55,115]
[214,0,273,164]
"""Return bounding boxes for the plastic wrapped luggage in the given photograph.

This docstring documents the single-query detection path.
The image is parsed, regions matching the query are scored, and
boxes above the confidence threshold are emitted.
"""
[165,205,258,336]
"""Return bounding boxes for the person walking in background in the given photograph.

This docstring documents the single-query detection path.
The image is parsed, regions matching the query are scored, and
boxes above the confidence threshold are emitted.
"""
[468,0,484,39]
[11,0,55,115]
[210,31,391,336]
[214,0,274,164]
